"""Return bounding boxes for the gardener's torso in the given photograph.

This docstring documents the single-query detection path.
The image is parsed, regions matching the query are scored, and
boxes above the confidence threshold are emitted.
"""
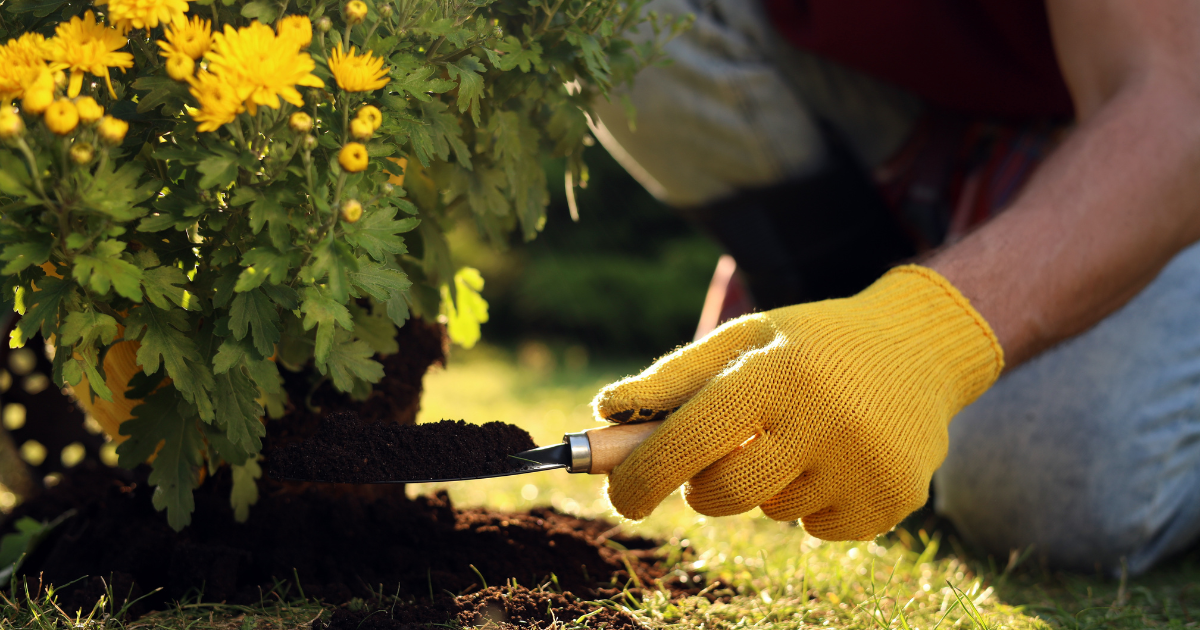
[765,0,1072,119]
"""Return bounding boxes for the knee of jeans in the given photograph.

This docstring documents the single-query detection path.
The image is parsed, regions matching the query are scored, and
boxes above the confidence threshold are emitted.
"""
[933,409,1158,574]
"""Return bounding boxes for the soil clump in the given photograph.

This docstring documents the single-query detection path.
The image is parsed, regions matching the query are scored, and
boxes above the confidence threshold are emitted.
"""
[267,413,537,483]
[318,586,643,630]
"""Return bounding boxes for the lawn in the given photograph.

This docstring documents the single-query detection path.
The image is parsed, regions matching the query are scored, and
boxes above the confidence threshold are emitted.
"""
[4,344,1200,629]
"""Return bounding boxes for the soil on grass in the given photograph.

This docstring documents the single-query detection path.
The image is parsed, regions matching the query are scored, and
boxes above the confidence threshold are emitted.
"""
[318,585,643,630]
[8,463,667,617]
[267,413,538,483]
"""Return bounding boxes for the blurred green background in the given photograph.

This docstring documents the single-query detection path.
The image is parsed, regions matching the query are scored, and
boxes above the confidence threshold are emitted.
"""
[449,145,723,363]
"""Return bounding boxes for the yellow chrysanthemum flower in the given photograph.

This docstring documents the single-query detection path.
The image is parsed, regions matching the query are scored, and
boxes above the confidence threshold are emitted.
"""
[328,45,389,93]
[165,53,195,81]
[205,21,325,114]
[44,99,79,135]
[350,116,373,140]
[48,11,135,98]
[98,115,129,144]
[344,0,368,25]
[340,199,363,223]
[0,34,52,102]
[289,111,313,133]
[0,108,24,140]
[338,142,368,172]
[158,15,212,61]
[277,15,312,50]
[96,0,189,32]
[357,104,382,130]
[187,69,244,132]
[21,69,55,114]
[75,96,104,123]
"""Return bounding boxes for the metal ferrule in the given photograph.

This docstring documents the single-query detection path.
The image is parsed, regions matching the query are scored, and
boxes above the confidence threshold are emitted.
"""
[564,432,591,473]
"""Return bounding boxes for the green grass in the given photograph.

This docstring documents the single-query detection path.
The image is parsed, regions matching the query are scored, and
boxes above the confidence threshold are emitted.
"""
[4,344,1200,629]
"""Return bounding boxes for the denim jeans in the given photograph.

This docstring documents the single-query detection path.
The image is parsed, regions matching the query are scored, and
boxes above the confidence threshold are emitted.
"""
[593,0,1200,574]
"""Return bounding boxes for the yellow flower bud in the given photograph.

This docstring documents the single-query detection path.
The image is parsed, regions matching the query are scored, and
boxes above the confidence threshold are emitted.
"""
[338,141,369,173]
[289,112,314,133]
[98,116,129,145]
[75,97,104,124]
[21,70,55,115]
[344,0,368,25]
[0,109,24,140]
[340,199,363,223]
[357,104,382,130]
[350,116,373,140]
[44,99,80,136]
[69,141,94,165]
[165,53,195,82]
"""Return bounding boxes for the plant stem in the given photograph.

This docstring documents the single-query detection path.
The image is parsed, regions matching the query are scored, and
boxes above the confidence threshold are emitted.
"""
[13,137,50,203]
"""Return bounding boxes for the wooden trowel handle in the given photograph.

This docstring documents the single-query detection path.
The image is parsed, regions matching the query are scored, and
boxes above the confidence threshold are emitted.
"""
[576,420,664,474]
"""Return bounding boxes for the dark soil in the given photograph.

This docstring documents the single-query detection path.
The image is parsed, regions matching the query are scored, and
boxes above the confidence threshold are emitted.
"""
[270,317,449,442]
[8,463,667,616]
[267,413,538,483]
[318,585,643,630]
[0,316,708,628]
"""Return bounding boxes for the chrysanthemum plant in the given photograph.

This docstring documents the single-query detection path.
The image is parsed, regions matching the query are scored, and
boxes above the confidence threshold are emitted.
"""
[0,0,686,529]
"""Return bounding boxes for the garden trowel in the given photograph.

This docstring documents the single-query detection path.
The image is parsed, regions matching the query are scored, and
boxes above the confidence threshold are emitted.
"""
[281,420,665,484]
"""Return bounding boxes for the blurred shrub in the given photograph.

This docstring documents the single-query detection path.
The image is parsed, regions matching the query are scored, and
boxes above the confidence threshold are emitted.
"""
[451,146,723,361]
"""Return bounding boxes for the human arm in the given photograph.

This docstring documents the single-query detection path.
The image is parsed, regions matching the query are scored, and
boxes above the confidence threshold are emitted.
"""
[929,0,1200,368]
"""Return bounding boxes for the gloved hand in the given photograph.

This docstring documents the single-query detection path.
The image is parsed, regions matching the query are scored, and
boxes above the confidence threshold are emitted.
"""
[592,265,1004,540]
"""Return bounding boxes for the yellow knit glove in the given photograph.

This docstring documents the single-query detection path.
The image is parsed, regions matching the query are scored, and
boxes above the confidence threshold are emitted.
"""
[593,265,1004,540]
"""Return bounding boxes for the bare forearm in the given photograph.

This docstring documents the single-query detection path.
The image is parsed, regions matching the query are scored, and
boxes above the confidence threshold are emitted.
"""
[927,79,1200,368]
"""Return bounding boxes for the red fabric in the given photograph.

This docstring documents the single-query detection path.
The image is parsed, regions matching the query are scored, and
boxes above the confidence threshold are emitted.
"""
[765,0,1074,119]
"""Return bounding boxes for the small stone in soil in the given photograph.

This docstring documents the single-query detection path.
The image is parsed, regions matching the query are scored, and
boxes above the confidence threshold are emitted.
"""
[265,412,539,482]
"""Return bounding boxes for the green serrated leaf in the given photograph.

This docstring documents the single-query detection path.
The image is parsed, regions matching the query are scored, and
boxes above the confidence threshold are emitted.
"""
[495,36,543,72]
[235,247,294,291]
[0,241,50,274]
[117,389,203,531]
[391,65,456,102]
[230,459,261,523]
[11,276,72,347]
[79,161,156,221]
[212,335,259,374]
[342,206,417,261]
[349,302,399,356]
[212,367,264,453]
[240,0,278,23]
[123,305,215,421]
[305,237,358,303]
[142,265,199,311]
[73,240,144,301]
[229,288,280,358]
[301,286,352,368]
[446,55,485,126]
[318,330,383,392]
[197,152,239,189]
[349,259,411,302]
[59,310,119,348]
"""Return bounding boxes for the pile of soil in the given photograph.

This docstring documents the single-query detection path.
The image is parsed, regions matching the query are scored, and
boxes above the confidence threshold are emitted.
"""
[318,586,643,630]
[8,463,667,617]
[267,413,538,483]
